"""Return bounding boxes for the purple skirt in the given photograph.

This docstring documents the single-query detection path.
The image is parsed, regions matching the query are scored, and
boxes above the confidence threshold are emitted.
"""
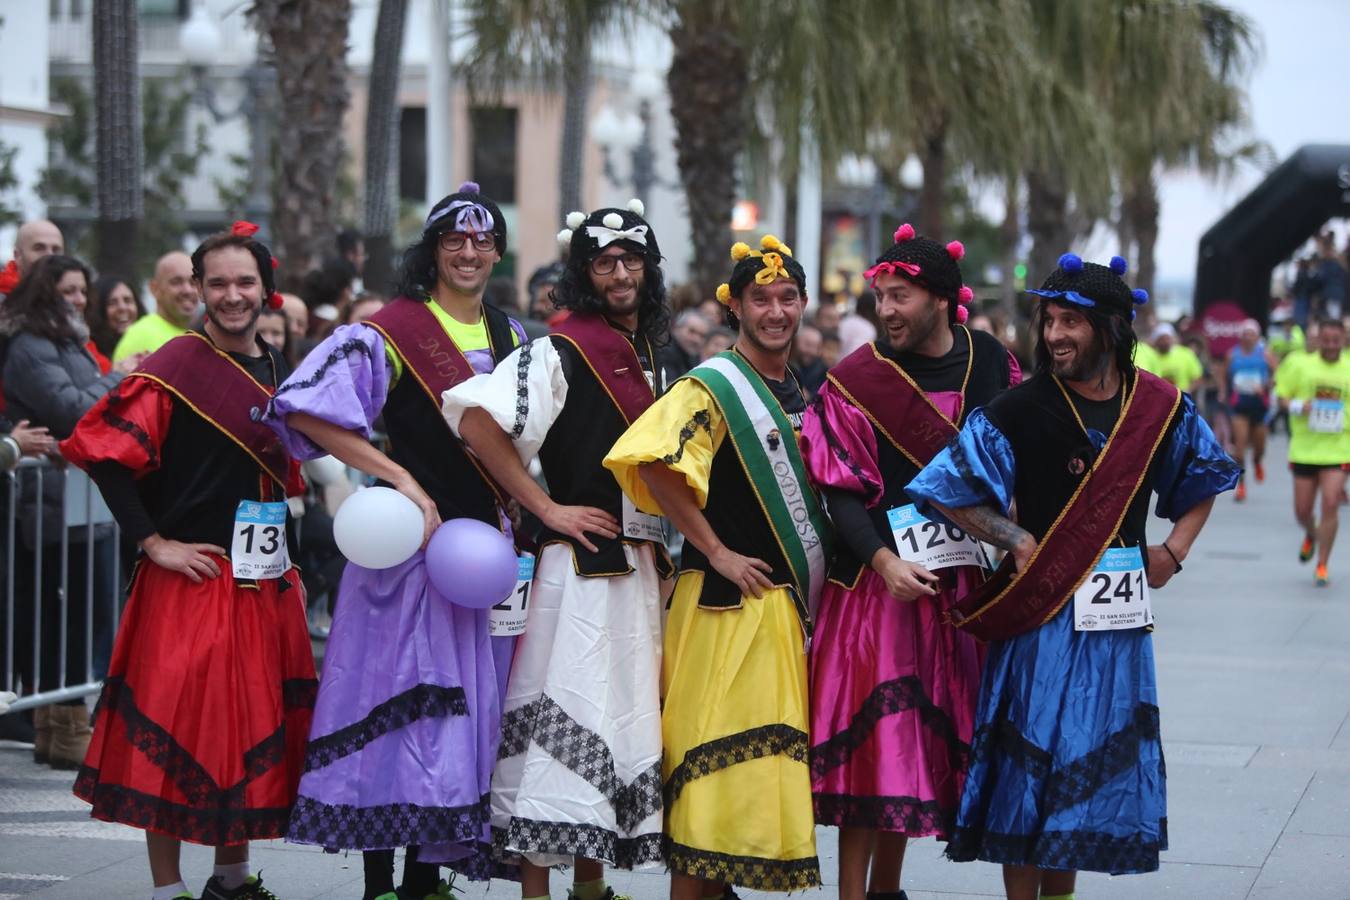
[285,552,512,877]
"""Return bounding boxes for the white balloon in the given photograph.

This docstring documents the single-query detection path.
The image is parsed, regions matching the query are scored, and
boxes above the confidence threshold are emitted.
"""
[333,486,424,569]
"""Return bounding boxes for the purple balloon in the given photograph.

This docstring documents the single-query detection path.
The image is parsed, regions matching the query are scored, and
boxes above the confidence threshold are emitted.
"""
[425,518,518,610]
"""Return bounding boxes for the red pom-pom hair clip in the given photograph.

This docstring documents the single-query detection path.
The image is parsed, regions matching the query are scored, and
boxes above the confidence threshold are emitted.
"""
[955,285,973,324]
[231,220,260,238]
[268,291,284,310]
[946,241,966,261]
[271,257,279,269]
[956,305,970,324]
[893,223,916,243]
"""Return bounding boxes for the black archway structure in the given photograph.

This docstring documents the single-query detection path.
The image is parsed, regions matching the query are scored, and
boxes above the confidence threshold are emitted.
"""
[1194,144,1350,326]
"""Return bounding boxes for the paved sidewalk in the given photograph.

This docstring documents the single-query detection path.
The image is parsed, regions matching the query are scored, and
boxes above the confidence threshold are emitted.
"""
[2,436,1348,898]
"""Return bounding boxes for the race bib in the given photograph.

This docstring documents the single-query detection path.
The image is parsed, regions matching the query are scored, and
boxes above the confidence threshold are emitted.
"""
[887,504,987,571]
[622,495,665,544]
[489,555,534,637]
[231,500,290,580]
[1308,398,1344,434]
[1232,371,1265,395]
[1073,546,1152,632]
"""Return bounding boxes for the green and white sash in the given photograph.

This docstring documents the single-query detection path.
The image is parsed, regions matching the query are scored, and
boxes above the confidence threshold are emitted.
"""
[688,351,832,621]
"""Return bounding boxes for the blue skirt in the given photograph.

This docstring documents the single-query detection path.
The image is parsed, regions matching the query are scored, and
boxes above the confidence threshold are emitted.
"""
[946,602,1166,875]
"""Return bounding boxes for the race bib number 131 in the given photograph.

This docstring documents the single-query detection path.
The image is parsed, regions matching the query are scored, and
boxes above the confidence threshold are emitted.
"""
[231,500,290,580]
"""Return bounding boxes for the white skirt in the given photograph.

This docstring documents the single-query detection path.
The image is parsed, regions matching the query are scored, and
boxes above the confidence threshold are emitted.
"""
[491,541,665,869]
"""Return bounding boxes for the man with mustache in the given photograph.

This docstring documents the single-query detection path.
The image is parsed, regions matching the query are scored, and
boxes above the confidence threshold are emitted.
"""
[606,235,831,898]
[801,224,1019,900]
[906,254,1239,899]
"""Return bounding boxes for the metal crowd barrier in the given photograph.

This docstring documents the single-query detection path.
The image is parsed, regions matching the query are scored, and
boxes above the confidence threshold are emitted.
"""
[2,457,121,713]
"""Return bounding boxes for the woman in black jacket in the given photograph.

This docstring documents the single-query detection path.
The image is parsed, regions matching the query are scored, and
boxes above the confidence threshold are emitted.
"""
[1,255,134,769]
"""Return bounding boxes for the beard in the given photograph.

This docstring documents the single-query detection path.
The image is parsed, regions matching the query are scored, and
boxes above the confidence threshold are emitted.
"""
[886,303,943,353]
[205,303,261,336]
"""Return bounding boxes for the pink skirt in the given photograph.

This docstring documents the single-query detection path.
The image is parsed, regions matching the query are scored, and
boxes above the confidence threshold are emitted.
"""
[808,566,984,837]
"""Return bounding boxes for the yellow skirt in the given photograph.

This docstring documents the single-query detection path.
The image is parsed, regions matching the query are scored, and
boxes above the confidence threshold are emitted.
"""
[662,571,820,891]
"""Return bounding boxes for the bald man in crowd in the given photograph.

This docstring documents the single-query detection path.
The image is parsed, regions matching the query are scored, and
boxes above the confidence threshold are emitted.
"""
[113,251,199,362]
[0,220,65,299]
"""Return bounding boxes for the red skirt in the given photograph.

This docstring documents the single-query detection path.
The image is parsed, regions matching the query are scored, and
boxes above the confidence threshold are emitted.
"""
[74,560,317,845]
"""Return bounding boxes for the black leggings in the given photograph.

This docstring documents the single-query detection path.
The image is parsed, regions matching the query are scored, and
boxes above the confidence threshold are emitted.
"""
[363,846,439,900]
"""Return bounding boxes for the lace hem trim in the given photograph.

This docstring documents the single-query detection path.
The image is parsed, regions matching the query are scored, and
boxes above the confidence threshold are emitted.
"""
[664,724,807,806]
[809,675,969,781]
[497,819,665,869]
[303,683,468,772]
[945,818,1168,876]
[813,792,954,836]
[269,338,374,401]
[286,792,490,852]
[74,769,290,844]
[666,839,821,891]
[510,338,533,439]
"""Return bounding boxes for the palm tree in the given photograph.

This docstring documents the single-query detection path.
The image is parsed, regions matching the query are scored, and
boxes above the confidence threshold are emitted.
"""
[363,0,408,293]
[93,0,143,279]
[249,0,353,283]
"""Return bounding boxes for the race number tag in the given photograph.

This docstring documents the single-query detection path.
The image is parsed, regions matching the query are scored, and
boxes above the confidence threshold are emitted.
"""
[622,495,665,543]
[1308,398,1344,434]
[489,555,534,637]
[887,504,987,571]
[231,500,289,580]
[1232,371,1265,395]
[1073,546,1152,632]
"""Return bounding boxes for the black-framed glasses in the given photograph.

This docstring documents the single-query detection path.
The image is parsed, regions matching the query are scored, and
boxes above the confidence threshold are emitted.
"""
[590,252,645,276]
[439,231,496,252]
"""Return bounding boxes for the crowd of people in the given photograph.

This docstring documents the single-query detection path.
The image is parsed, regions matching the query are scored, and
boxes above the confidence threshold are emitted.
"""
[0,183,1342,900]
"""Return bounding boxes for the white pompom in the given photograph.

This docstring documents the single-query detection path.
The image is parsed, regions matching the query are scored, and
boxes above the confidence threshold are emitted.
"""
[602,212,624,229]
[556,228,574,247]
[627,198,645,217]
[566,211,586,229]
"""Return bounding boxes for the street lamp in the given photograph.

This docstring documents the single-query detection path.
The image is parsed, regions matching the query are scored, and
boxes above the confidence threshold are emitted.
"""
[179,2,274,242]
[590,68,676,206]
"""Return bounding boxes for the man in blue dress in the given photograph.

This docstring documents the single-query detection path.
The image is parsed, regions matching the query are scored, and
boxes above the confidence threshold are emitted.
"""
[907,253,1239,900]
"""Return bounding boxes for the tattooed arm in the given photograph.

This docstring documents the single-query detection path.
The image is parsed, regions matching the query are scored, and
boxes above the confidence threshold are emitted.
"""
[932,501,1038,572]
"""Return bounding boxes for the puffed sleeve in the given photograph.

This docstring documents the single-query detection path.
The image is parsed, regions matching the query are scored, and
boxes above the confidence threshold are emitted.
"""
[604,378,726,515]
[265,323,392,460]
[59,376,174,477]
[442,336,569,465]
[905,408,1017,520]
[799,382,884,505]
[1152,393,1241,519]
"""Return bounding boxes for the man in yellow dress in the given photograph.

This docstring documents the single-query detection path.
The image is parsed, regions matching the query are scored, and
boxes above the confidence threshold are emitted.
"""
[606,236,831,898]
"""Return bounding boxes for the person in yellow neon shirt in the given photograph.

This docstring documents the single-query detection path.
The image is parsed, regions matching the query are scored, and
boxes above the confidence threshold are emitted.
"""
[1150,323,1204,393]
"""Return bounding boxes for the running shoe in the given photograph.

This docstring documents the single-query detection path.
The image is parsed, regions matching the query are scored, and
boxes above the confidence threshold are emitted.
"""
[1315,564,1329,587]
[1235,480,1246,502]
[201,873,279,900]
[1299,535,1316,563]
[1254,461,1266,483]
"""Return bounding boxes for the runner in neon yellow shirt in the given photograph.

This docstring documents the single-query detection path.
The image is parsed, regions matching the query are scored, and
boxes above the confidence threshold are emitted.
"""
[1150,323,1204,392]
[1275,318,1349,586]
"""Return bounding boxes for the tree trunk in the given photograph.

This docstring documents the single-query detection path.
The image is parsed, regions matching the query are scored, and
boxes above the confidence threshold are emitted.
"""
[362,0,407,295]
[1123,173,1160,300]
[917,122,946,239]
[1025,167,1072,288]
[93,0,142,280]
[250,0,352,286]
[998,175,1019,307]
[667,0,748,300]
[558,28,591,221]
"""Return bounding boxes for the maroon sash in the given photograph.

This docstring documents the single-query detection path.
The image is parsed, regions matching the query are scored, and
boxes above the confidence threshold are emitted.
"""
[552,312,655,424]
[131,333,289,487]
[826,342,961,467]
[366,298,480,402]
[948,370,1182,641]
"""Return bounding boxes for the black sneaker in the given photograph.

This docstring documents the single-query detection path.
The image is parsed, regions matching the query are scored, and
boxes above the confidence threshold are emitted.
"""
[201,872,280,899]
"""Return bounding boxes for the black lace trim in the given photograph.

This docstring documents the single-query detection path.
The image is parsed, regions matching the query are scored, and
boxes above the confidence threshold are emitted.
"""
[666,839,820,891]
[287,792,490,852]
[813,792,954,836]
[510,339,533,439]
[945,818,1168,875]
[660,409,712,465]
[813,392,882,498]
[446,839,516,882]
[664,724,807,806]
[1043,703,1161,816]
[497,695,662,833]
[95,676,289,808]
[282,678,318,710]
[75,769,292,844]
[303,683,468,772]
[498,818,665,869]
[809,675,969,782]
[101,387,160,468]
[269,338,374,403]
[970,715,1053,781]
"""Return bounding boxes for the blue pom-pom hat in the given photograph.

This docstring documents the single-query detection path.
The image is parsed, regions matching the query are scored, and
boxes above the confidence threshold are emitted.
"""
[1028,252,1147,320]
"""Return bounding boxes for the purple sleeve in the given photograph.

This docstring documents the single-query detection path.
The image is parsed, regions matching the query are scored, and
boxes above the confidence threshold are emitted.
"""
[265,324,391,460]
[800,382,885,507]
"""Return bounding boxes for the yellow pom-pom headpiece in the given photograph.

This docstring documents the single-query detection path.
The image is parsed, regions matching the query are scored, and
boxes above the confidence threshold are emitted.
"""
[715,283,732,305]
[730,242,752,262]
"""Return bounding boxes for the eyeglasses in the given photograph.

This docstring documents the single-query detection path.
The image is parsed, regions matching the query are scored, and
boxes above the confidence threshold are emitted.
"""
[590,252,645,276]
[439,231,496,252]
